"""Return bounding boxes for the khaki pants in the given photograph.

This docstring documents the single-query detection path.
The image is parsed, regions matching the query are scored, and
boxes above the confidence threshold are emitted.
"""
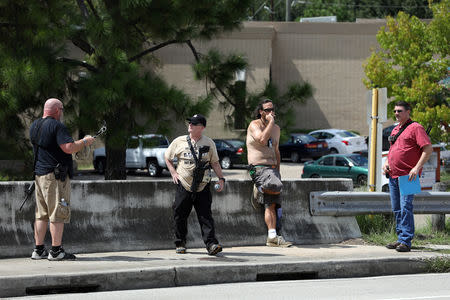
[35,173,71,223]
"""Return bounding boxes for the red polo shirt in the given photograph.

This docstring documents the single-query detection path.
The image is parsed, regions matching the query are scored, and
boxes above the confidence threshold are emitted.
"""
[387,119,431,178]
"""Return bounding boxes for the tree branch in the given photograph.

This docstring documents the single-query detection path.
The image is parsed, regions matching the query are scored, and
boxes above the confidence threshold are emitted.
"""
[185,40,235,107]
[86,0,100,20]
[128,40,179,62]
[56,57,98,73]
[70,37,95,55]
[212,81,235,107]
[76,0,89,20]
[133,25,148,43]
[185,40,200,62]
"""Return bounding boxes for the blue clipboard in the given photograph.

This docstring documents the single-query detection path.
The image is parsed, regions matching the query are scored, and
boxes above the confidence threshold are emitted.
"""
[398,174,421,196]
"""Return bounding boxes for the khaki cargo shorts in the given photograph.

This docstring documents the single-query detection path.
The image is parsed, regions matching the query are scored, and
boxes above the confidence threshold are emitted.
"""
[35,173,71,223]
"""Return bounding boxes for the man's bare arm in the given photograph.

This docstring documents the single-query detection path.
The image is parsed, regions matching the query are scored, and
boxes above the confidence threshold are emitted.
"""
[250,116,275,145]
[60,136,95,154]
[273,127,281,170]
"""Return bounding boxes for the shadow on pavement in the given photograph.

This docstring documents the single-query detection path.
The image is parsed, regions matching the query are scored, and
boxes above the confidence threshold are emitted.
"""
[76,255,164,262]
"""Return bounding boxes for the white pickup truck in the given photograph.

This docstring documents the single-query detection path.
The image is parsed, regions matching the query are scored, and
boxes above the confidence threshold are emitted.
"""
[93,134,170,177]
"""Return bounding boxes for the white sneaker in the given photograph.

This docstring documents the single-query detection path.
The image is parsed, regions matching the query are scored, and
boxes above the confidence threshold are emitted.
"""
[266,235,293,248]
[31,248,48,260]
[48,248,76,261]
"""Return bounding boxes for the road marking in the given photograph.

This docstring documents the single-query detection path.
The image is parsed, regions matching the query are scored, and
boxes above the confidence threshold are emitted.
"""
[381,296,450,300]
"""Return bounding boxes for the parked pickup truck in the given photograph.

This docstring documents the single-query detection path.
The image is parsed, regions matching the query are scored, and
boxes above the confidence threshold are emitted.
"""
[93,134,170,177]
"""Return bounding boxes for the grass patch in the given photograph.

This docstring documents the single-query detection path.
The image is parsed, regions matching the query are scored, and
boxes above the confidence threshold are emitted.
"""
[413,218,450,246]
[440,171,450,185]
[424,256,450,273]
[77,162,94,171]
[357,214,397,245]
[358,214,450,248]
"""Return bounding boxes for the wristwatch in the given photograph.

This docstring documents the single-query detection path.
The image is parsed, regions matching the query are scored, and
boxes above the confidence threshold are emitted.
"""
[219,177,226,182]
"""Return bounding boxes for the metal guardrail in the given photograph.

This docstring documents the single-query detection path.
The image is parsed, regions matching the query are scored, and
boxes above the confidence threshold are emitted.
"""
[310,191,450,216]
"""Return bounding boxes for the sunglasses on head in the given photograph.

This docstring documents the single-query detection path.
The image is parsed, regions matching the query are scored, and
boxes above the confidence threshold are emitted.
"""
[263,108,274,113]
[393,109,404,113]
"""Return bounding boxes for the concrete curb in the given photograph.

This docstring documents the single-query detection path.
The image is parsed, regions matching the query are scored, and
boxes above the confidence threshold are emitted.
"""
[0,256,433,297]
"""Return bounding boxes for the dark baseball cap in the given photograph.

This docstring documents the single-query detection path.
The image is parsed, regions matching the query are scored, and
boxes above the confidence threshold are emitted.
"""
[187,114,207,127]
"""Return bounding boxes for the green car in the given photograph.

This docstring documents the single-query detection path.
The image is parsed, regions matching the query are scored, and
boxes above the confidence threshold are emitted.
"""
[301,154,368,186]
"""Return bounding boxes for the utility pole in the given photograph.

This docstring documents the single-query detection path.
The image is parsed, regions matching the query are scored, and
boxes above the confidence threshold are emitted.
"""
[367,88,388,192]
[286,0,290,21]
[271,0,274,21]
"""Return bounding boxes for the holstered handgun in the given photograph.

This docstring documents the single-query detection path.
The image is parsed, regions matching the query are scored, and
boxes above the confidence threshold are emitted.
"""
[54,163,68,181]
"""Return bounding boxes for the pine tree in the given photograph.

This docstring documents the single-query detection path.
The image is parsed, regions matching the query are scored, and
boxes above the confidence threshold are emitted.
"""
[0,0,251,179]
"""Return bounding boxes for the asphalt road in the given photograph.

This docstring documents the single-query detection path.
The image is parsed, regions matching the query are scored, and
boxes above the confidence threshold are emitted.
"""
[13,273,450,300]
[72,162,305,181]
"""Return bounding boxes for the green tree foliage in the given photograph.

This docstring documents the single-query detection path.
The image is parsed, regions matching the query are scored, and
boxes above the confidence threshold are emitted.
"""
[291,0,435,22]
[0,0,251,179]
[193,48,314,140]
[363,0,449,143]
[356,0,434,20]
[294,0,356,22]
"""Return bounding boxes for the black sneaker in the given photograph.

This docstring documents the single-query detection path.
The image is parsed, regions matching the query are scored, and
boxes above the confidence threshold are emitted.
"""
[207,244,222,256]
[48,248,76,261]
[31,248,48,260]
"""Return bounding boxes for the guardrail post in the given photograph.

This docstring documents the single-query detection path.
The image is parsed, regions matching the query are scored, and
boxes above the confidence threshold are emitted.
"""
[432,182,449,232]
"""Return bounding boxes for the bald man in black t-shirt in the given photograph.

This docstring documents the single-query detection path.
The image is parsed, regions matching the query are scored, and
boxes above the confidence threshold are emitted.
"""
[29,98,94,261]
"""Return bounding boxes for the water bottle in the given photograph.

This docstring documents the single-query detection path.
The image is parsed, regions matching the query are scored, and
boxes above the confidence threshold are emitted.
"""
[60,198,68,207]
[214,183,221,191]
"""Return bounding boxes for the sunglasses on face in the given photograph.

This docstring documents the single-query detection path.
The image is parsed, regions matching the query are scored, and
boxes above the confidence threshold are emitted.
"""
[393,109,404,113]
[263,108,274,113]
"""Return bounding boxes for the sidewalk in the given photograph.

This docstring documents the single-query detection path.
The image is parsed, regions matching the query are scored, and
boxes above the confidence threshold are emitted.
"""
[1,242,448,298]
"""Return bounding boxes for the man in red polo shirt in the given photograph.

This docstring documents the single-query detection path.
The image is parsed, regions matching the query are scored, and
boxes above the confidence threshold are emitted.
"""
[382,101,432,252]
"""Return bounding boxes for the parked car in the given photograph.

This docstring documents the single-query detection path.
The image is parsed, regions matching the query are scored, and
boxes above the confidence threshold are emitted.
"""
[301,153,368,186]
[93,134,170,177]
[279,133,329,163]
[308,129,367,154]
[213,139,246,169]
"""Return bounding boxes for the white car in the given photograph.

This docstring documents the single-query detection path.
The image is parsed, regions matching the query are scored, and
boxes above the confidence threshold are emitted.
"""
[308,129,367,154]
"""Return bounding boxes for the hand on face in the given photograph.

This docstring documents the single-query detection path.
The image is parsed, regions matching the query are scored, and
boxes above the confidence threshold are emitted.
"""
[261,104,275,123]
[265,112,275,122]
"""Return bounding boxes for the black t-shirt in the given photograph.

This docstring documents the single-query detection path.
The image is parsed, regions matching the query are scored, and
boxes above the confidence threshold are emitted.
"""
[29,117,74,177]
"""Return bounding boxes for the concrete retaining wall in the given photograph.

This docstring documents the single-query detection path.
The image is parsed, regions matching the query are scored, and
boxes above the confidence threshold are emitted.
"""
[0,179,360,258]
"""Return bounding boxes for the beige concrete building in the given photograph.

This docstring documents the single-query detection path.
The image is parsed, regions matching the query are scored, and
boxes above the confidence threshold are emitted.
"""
[153,21,387,139]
